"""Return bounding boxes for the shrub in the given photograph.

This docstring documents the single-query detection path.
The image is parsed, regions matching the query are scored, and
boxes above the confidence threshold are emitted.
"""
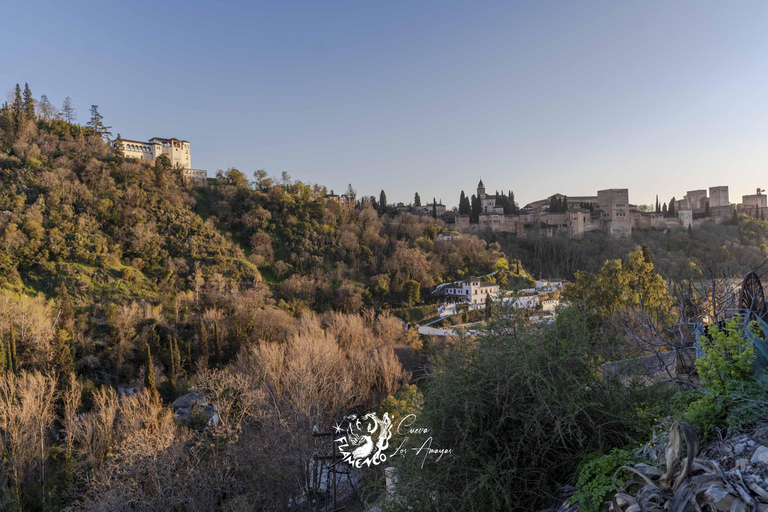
[572,447,649,512]
[389,307,665,511]
[684,315,768,441]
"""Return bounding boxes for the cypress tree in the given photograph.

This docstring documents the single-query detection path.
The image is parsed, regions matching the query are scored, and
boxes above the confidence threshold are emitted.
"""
[51,329,75,387]
[432,197,437,218]
[113,134,125,166]
[168,337,177,388]
[199,319,209,367]
[414,192,421,207]
[11,84,23,131]
[144,343,159,402]
[668,197,676,217]
[22,83,34,119]
[9,326,17,374]
[378,190,387,214]
[0,334,6,373]
[704,201,710,218]
[459,191,466,214]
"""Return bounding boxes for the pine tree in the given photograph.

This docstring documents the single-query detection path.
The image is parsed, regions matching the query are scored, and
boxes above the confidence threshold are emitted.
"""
[378,190,387,214]
[414,192,421,206]
[22,83,34,119]
[86,105,112,140]
[144,343,159,402]
[62,97,76,123]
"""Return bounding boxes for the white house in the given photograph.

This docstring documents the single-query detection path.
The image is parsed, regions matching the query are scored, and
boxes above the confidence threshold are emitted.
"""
[434,277,500,305]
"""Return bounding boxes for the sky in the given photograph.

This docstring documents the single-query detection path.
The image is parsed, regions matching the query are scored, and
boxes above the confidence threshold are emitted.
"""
[3,0,768,208]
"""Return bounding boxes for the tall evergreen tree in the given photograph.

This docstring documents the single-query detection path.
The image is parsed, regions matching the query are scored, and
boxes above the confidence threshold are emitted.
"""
[471,194,481,222]
[459,191,467,214]
[704,201,710,217]
[11,83,23,130]
[413,192,421,206]
[145,343,159,402]
[22,83,34,119]
[655,195,660,213]
[62,97,76,123]
[87,105,113,140]
[378,190,387,214]
[113,134,125,165]
[668,197,676,217]
[432,197,437,219]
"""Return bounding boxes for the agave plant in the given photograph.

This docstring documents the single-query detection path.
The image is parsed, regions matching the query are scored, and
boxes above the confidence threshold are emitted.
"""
[609,422,768,511]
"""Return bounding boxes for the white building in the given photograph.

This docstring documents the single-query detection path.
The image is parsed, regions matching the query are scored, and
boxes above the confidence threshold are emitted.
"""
[117,136,207,182]
[434,277,500,305]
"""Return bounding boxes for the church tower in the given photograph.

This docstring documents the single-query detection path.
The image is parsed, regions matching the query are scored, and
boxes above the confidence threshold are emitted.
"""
[477,179,486,200]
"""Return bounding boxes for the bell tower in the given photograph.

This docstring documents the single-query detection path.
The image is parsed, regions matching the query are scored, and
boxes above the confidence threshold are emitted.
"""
[477,179,486,199]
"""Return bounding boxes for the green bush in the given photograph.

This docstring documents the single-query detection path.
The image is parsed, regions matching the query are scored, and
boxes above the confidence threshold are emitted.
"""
[683,315,768,441]
[572,448,649,512]
[388,307,666,511]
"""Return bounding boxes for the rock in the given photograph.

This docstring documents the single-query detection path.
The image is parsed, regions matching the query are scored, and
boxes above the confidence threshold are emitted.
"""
[750,445,768,465]
[734,443,747,455]
[733,458,750,470]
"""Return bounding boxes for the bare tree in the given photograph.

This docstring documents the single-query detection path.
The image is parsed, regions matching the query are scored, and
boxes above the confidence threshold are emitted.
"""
[62,96,76,123]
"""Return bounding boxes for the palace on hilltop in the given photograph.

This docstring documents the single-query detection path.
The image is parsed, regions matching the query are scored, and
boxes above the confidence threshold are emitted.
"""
[439,180,763,240]
[116,136,207,185]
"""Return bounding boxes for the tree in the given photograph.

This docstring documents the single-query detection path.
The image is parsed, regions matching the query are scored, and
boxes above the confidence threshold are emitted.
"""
[253,169,273,190]
[459,191,468,215]
[144,344,159,403]
[414,192,421,207]
[471,194,481,222]
[11,84,23,130]
[403,279,420,306]
[37,94,58,120]
[655,195,660,213]
[22,83,34,119]
[379,190,387,214]
[704,201,710,217]
[662,202,667,214]
[61,97,75,123]
[87,105,113,140]
[668,197,676,217]
[432,197,437,219]
[113,134,125,165]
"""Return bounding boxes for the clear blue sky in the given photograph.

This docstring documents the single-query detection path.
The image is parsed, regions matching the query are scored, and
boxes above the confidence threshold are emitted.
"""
[4,0,768,208]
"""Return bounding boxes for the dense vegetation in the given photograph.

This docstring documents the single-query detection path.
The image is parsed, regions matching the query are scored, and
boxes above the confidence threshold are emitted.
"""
[0,85,511,510]
[2,84,768,511]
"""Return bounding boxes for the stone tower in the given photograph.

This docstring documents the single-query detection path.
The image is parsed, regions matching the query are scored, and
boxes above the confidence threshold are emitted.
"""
[477,179,486,199]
